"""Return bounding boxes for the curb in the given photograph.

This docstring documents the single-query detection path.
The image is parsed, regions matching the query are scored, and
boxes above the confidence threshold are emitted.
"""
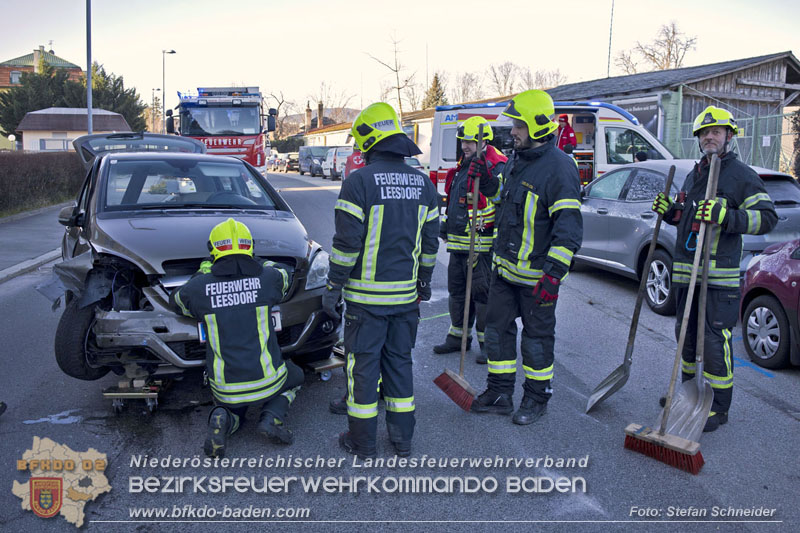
[0,248,61,285]
[0,202,72,225]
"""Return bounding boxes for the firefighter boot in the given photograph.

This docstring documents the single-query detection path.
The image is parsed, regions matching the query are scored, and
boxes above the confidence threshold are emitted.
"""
[703,411,728,433]
[471,390,513,415]
[258,414,294,445]
[512,397,547,425]
[329,393,347,415]
[338,432,377,459]
[434,335,469,354]
[475,342,487,365]
[204,407,236,458]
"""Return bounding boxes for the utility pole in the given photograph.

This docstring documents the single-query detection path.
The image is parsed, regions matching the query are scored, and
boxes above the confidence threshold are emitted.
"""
[86,0,92,134]
[606,0,615,77]
[151,88,161,132]
[162,49,176,133]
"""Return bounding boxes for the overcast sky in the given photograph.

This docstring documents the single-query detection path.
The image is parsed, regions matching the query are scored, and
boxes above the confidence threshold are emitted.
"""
[3,0,798,115]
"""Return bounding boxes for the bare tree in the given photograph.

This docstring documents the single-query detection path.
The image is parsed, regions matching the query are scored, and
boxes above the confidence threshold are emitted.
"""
[616,22,697,74]
[488,62,518,96]
[518,68,568,90]
[450,71,485,104]
[269,91,300,139]
[614,50,639,75]
[403,73,423,111]
[379,81,394,103]
[307,82,356,124]
[367,33,415,120]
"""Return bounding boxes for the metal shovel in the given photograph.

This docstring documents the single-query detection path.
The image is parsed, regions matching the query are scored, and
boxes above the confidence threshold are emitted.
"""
[656,154,719,443]
[586,165,676,413]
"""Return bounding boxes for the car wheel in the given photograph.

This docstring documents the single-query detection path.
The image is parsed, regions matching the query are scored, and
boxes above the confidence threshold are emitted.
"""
[743,295,791,369]
[54,300,110,380]
[644,249,675,316]
[300,170,305,176]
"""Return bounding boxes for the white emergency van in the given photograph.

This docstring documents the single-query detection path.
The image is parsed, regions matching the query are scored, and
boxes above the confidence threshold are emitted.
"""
[428,101,674,195]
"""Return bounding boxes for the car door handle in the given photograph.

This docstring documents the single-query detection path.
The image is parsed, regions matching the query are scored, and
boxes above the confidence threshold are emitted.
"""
[640,212,655,219]
[597,208,609,215]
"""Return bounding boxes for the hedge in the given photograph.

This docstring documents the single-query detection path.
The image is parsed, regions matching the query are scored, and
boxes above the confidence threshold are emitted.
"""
[0,152,84,216]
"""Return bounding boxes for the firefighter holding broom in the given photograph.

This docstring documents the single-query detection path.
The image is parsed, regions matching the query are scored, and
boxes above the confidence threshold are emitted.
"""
[652,105,776,432]
[435,116,507,364]
[468,90,582,425]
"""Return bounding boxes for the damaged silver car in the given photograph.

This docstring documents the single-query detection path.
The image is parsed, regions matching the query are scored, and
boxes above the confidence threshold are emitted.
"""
[40,133,340,384]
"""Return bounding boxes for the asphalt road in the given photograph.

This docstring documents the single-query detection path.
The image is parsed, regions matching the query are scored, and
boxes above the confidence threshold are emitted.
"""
[1,170,798,532]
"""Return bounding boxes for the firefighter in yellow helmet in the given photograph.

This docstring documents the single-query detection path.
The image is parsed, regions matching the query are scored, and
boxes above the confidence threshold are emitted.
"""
[651,105,777,432]
[170,218,303,457]
[435,116,507,364]
[325,102,440,458]
[469,90,582,425]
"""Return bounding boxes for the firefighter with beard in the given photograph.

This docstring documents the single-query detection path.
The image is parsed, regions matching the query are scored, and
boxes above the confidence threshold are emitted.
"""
[469,90,582,425]
[324,102,440,458]
[435,116,507,364]
[652,105,777,432]
[170,218,304,457]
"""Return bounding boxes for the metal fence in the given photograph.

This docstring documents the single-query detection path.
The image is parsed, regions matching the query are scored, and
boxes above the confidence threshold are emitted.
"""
[678,110,799,177]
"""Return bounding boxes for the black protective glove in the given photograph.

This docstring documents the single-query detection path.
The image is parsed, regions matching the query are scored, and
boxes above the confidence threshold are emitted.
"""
[416,280,431,302]
[439,220,448,242]
[532,274,560,306]
[468,156,491,182]
[322,282,342,318]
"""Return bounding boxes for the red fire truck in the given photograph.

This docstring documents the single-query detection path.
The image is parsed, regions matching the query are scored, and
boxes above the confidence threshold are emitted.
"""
[167,87,276,171]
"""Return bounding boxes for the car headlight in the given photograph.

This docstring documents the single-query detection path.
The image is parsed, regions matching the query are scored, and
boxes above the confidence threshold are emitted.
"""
[313,158,320,164]
[305,250,330,290]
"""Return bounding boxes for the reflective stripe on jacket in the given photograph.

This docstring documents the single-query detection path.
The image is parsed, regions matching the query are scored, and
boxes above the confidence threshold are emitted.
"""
[170,256,291,405]
[484,137,583,287]
[666,152,777,289]
[442,145,506,253]
[328,152,440,306]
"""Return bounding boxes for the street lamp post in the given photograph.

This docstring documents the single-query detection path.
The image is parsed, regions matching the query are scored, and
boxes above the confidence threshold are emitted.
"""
[151,88,161,132]
[162,49,176,133]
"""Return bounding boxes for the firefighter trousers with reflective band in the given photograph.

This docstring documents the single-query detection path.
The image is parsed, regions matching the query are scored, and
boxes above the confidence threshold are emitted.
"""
[446,252,487,344]
[221,360,305,432]
[674,286,737,414]
[484,274,556,403]
[344,303,418,452]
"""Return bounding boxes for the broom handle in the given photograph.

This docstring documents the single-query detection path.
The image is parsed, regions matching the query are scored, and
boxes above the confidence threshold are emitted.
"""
[624,166,675,365]
[659,154,719,434]
[459,124,485,378]
[695,154,721,372]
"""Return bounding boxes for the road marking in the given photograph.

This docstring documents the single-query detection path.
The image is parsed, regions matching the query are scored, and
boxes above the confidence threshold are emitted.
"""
[279,186,341,192]
[23,409,83,425]
[733,357,774,378]
[420,312,449,322]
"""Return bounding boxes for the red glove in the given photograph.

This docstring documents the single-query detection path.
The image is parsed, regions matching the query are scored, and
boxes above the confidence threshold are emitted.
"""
[468,157,490,181]
[532,274,560,305]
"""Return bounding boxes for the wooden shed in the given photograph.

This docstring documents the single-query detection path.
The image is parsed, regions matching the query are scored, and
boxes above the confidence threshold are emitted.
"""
[548,51,800,171]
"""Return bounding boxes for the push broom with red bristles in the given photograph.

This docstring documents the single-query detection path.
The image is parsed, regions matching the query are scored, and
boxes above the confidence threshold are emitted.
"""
[623,153,722,475]
[434,125,485,412]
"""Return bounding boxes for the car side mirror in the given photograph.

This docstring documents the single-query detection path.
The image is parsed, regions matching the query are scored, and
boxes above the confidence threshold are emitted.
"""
[266,115,276,133]
[166,116,175,134]
[58,204,79,226]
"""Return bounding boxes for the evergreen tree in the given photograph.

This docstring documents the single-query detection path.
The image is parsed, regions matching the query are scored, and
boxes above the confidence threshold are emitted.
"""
[63,63,147,131]
[0,64,71,136]
[421,73,448,109]
[0,62,147,135]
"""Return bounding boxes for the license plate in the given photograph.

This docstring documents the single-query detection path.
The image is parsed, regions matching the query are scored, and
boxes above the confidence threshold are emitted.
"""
[271,310,282,332]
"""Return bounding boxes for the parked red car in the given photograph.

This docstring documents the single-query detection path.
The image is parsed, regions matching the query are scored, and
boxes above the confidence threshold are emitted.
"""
[740,239,800,369]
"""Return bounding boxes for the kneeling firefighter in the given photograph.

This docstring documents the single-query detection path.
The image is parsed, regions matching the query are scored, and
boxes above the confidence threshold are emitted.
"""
[170,218,304,457]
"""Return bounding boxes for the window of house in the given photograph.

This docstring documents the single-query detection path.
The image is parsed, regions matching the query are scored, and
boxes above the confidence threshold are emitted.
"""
[10,71,22,84]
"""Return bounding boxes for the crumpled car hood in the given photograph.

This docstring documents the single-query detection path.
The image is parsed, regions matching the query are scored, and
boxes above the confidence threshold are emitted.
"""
[92,212,310,275]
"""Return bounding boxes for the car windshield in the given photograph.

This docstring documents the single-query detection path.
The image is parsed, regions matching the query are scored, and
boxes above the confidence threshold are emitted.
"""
[308,147,329,157]
[405,157,421,166]
[762,177,800,206]
[180,106,261,136]
[102,159,278,211]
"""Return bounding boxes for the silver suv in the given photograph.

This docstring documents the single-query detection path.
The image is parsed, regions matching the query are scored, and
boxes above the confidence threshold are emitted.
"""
[575,159,800,315]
